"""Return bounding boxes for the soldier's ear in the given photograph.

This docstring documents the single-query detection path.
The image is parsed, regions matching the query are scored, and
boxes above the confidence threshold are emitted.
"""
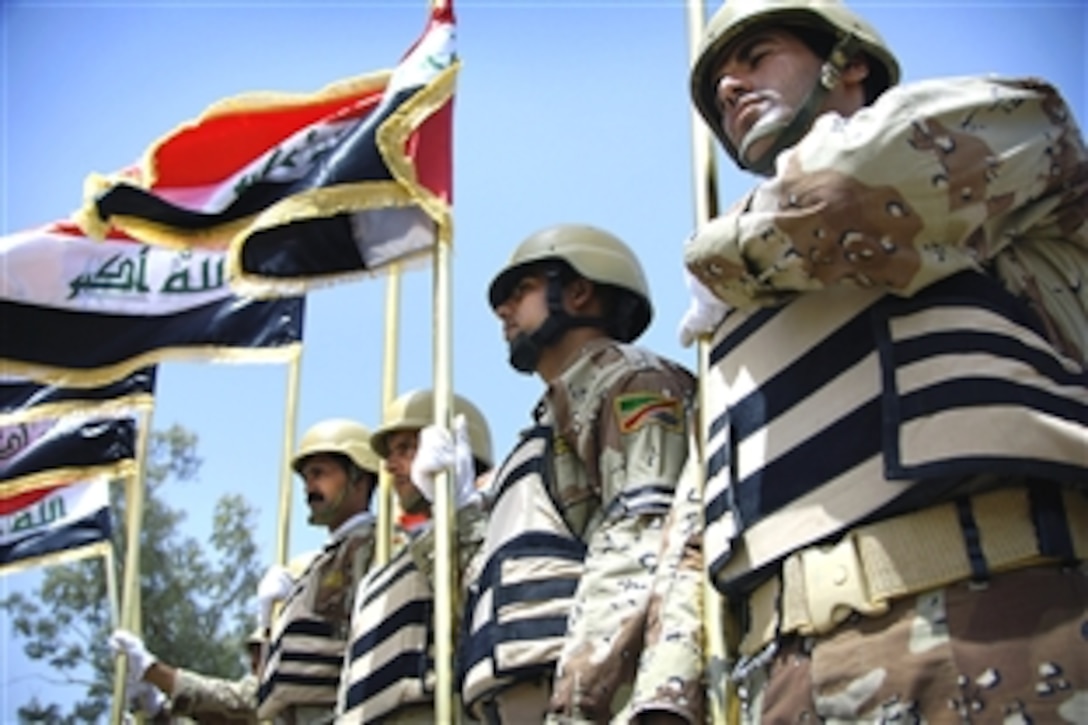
[563,277,597,312]
[842,55,870,90]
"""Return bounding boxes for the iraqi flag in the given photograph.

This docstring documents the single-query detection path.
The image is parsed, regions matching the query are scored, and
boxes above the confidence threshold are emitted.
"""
[77,4,457,297]
[0,413,137,494]
[0,367,156,426]
[0,222,303,387]
[1,476,112,572]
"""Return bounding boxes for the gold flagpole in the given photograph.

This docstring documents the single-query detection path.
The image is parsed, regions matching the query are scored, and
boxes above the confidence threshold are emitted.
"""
[376,265,403,567]
[113,407,154,725]
[432,224,456,724]
[684,2,732,725]
[274,350,304,568]
[429,2,456,719]
[106,541,126,725]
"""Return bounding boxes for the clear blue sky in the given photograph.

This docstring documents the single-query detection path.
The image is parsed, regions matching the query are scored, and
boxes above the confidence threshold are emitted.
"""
[2,0,1084,716]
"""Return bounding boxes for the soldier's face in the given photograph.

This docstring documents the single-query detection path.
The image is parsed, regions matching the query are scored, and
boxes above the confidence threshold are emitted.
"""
[711,28,824,162]
[383,429,428,514]
[493,273,549,341]
[298,453,353,526]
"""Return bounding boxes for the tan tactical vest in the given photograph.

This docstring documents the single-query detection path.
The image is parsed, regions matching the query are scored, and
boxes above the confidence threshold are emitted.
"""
[702,272,1088,595]
[257,519,375,720]
[458,425,587,714]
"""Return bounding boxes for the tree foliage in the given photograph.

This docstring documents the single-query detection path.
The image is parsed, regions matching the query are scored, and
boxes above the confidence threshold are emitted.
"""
[1,424,263,723]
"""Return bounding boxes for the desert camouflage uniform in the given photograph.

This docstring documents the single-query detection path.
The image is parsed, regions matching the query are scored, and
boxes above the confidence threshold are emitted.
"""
[337,506,488,722]
[460,337,696,723]
[169,671,258,724]
[258,512,376,724]
[628,437,707,724]
[685,76,1088,721]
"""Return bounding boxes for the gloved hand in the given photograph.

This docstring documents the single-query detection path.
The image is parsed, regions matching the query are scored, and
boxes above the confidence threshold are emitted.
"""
[678,267,731,347]
[109,629,157,680]
[411,414,478,508]
[127,680,167,715]
[256,564,295,628]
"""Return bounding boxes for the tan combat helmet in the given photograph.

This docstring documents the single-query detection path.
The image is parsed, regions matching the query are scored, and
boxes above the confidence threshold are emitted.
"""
[488,224,652,343]
[690,0,900,173]
[291,418,381,476]
[371,389,494,469]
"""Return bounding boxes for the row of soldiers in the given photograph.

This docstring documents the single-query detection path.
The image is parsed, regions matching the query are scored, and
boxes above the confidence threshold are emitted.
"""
[111,0,1088,722]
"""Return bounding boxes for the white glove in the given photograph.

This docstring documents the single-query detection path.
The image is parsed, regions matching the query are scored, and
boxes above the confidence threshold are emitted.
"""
[127,680,166,715]
[678,267,731,347]
[109,629,157,680]
[256,564,295,628]
[411,414,478,508]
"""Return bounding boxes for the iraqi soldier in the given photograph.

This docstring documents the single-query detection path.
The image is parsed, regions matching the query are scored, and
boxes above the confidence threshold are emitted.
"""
[256,418,382,723]
[337,389,493,722]
[458,224,698,723]
[108,626,264,723]
[679,0,1088,721]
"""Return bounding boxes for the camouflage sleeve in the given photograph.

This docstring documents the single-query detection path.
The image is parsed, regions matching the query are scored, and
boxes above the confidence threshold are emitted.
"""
[549,367,693,723]
[171,670,258,718]
[628,437,706,724]
[684,76,1088,321]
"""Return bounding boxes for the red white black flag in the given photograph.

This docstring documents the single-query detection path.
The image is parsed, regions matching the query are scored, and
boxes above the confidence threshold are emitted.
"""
[78,4,457,297]
[0,476,112,572]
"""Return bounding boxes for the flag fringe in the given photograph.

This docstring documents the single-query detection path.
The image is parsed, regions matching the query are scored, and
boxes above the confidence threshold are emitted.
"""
[0,341,302,389]
[0,539,113,577]
[0,393,154,427]
[2,461,136,498]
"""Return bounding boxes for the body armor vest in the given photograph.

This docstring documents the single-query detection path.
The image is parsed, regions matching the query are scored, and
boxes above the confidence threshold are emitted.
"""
[458,425,587,712]
[338,545,434,722]
[257,520,375,720]
[702,273,1088,595]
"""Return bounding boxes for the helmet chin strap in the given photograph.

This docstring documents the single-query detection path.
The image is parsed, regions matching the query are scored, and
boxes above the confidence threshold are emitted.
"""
[738,33,862,176]
[507,267,606,374]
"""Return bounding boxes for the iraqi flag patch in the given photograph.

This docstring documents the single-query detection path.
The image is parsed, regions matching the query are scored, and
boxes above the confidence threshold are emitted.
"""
[615,393,682,434]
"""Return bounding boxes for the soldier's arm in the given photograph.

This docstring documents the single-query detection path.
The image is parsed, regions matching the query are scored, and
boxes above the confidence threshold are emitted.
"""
[684,77,1086,310]
[628,437,707,724]
[169,669,258,717]
[549,368,692,722]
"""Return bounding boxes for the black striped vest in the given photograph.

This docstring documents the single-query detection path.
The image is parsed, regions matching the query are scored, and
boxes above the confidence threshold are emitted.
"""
[338,544,434,722]
[458,425,587,712]
[703,272,1088,595]
[257,521,375,720]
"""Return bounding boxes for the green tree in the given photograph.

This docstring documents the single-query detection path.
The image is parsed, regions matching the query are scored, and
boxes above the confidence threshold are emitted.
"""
[1,424,263,722]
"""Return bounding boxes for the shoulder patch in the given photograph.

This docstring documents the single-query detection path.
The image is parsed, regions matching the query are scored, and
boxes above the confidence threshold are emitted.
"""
[615,393,682,434]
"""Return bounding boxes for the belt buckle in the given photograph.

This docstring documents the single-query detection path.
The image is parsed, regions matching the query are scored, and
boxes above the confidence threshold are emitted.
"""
[798,533,889,635]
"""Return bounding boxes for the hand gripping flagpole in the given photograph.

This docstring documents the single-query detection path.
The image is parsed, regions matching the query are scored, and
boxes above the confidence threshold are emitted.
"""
[684,2,734,725]
[429,4,456,724]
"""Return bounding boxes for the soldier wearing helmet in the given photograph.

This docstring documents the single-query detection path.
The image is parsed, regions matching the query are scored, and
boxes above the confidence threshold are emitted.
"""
[457,224,697,722]
[338,389,494,722]
[678,0,1088,721]
[255,419,382,722]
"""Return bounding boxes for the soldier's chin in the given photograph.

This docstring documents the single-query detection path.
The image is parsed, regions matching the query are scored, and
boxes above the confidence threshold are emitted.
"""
[307,503,331,525]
